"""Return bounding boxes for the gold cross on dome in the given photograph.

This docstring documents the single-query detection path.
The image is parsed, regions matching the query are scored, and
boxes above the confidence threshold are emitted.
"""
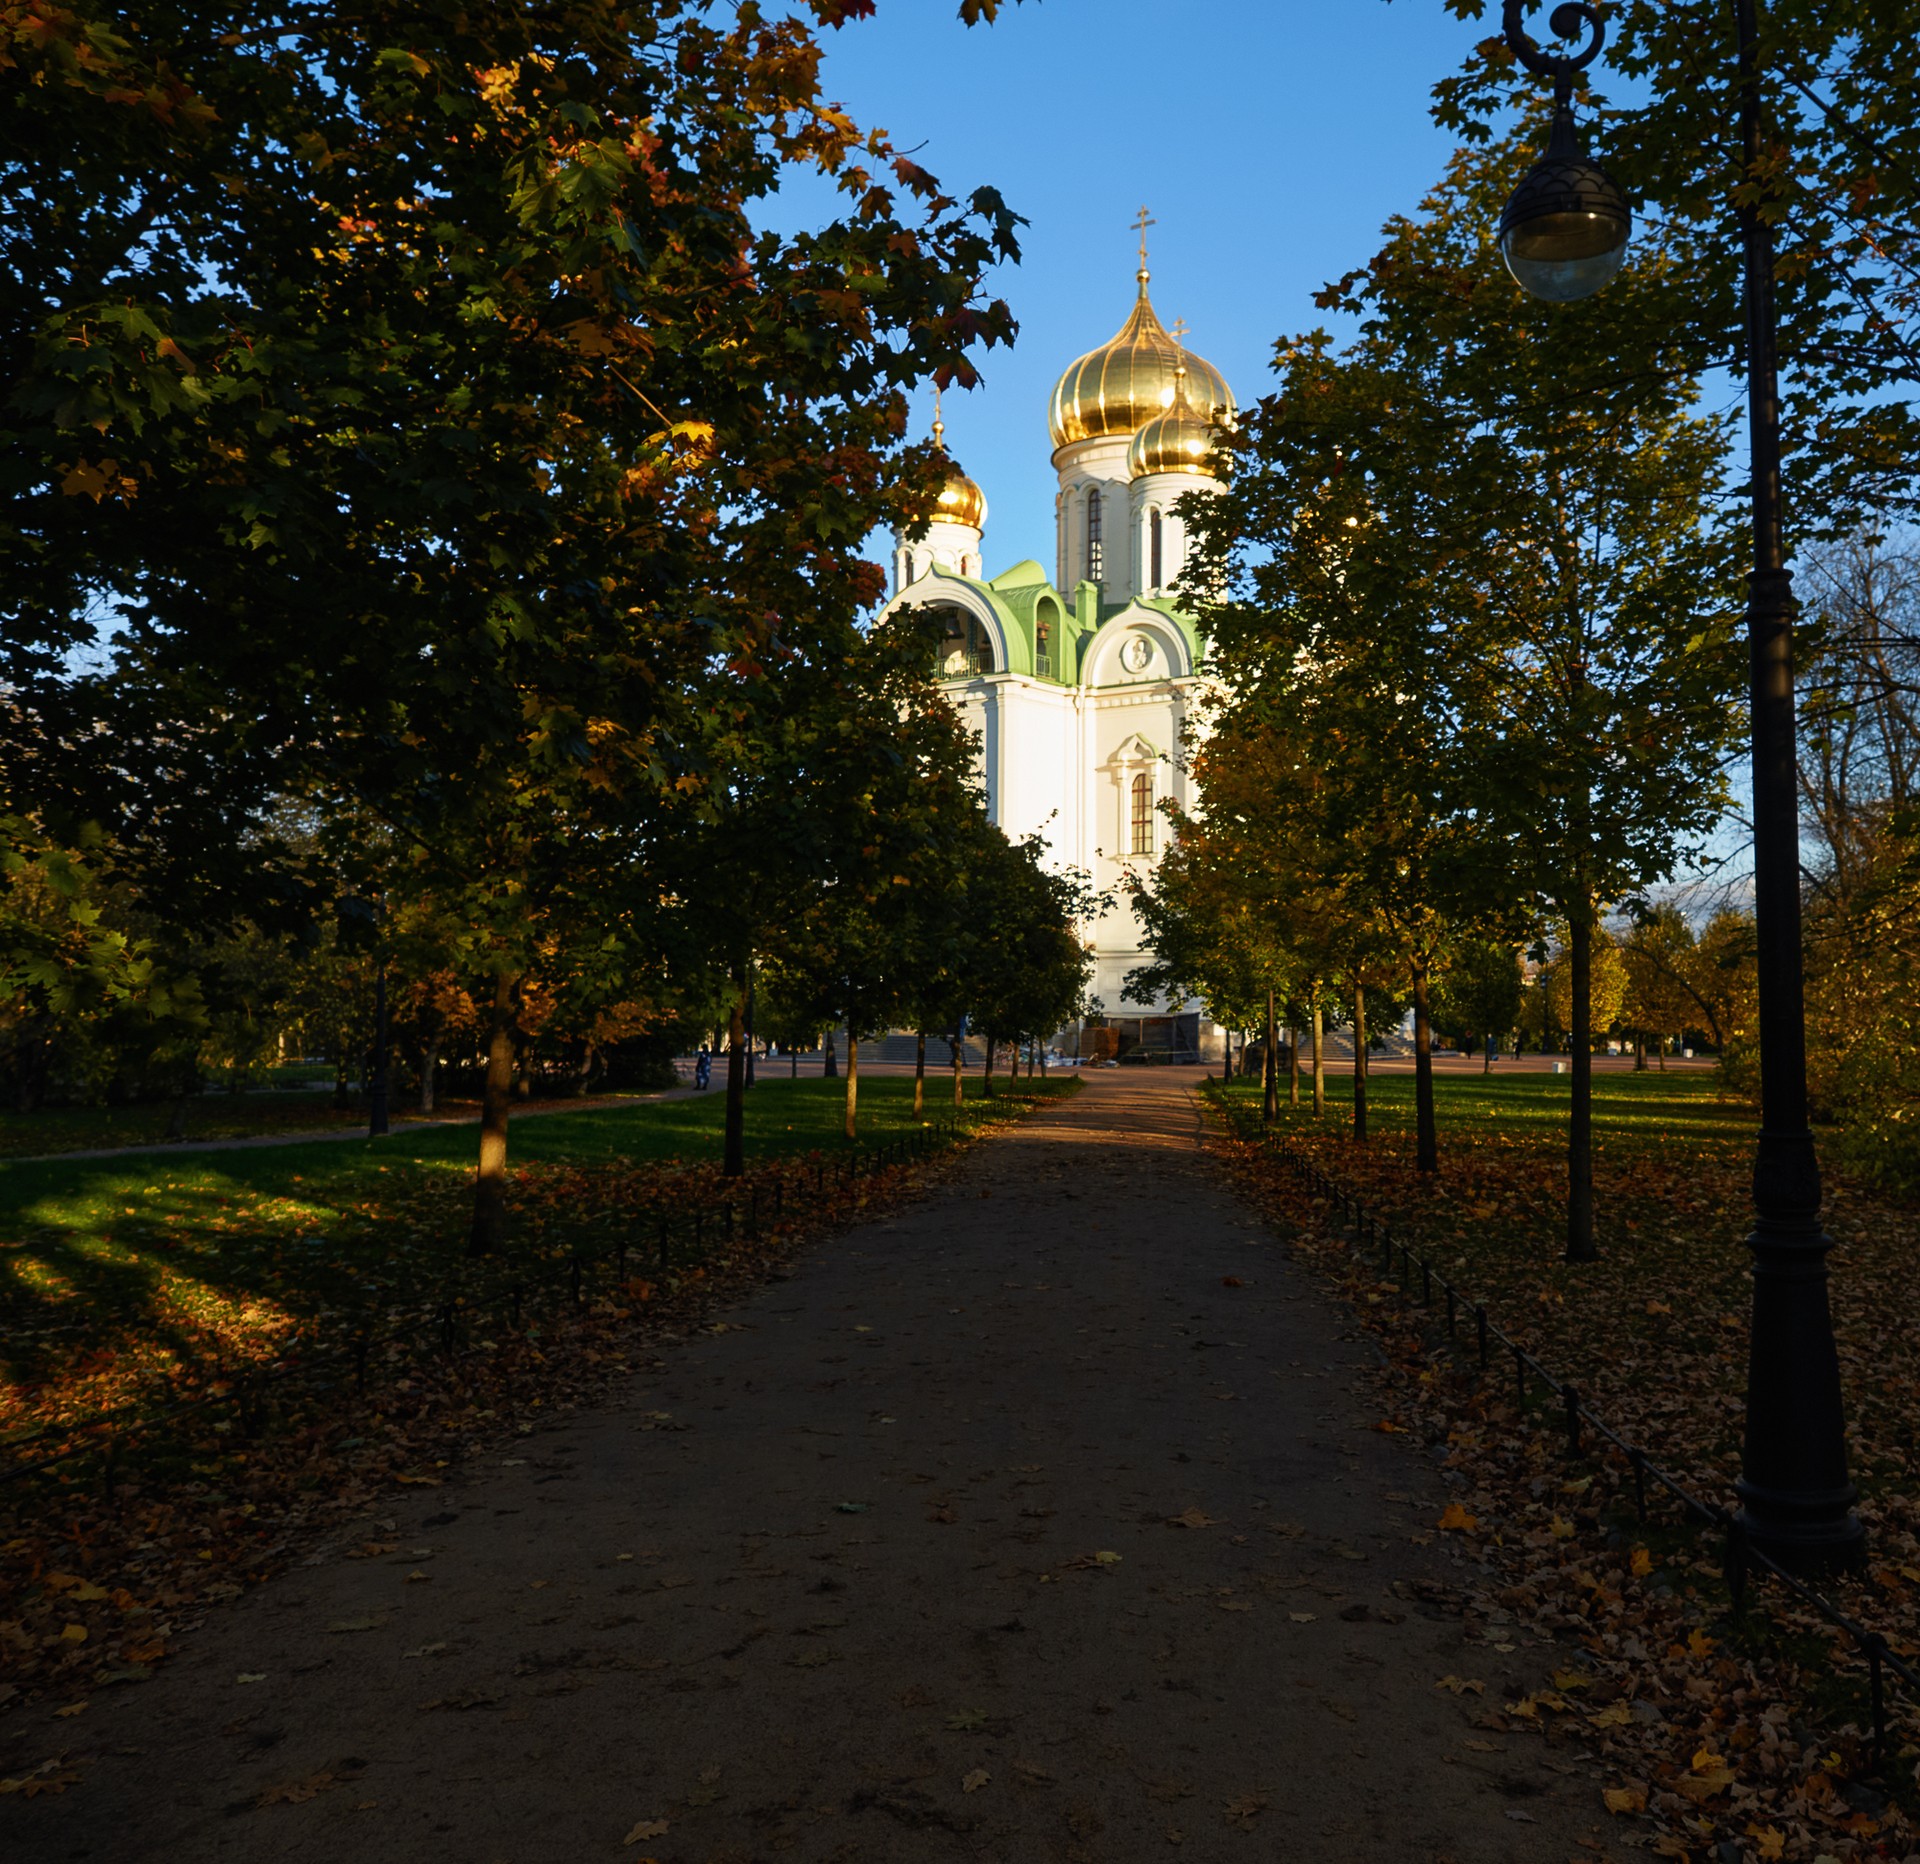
[1170,317,1189,349]
[1133,205,1156,271]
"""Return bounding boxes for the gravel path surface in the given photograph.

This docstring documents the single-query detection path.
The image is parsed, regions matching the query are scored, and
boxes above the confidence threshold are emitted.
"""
[8,1068,1621,1863]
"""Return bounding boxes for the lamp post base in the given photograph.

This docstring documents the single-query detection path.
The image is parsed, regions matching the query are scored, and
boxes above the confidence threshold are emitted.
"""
[1738,1173,1865,1577]
[1732,1487,1866,1578]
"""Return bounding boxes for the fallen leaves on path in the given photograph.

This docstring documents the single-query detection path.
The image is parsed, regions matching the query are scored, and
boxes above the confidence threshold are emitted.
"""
[0,1111,1045,1724]
[1213,1096,1920,1863]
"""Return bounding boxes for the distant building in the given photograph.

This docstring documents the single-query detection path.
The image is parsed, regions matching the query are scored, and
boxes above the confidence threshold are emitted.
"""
[879,229,1233,1062]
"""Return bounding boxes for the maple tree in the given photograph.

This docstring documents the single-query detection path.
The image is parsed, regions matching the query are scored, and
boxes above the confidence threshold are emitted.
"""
[4,0,1026,1247]
[1191,129,1745,1249]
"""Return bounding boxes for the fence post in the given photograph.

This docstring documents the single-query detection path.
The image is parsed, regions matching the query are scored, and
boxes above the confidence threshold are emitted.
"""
[657,1217,669,1269]
[1514,1342,1527,1413]
[1629,1448,1648,1522]
[1475,1305,1488,1371]
[1726,1516,1749,1617]
[442,1301,458,1351]
[570,1257,582,1304]
[725,1204,735,1244]
[1446,1284,1457,1337]
[749,1188,759,1234]
[354,1332,370,1391]
[1421,1260,1432,1307]
[1561,1383,1580,1456]
[1867,1637,1887,1770]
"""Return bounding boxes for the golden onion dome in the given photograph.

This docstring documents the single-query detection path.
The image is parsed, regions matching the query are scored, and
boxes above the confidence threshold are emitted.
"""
[1047,272,1234,450]
[927,412,986,530]
[1127,365,1223,478]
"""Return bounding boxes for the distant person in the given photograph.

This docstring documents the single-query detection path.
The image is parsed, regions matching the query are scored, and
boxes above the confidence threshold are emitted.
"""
[694,1047,712,1090]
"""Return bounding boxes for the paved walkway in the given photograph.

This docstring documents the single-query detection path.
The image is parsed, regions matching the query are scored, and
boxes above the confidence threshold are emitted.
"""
[8,1070,1620,1862]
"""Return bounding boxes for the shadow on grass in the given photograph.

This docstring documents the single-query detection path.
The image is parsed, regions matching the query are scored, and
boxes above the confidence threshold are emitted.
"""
[0,1077,1075,1429]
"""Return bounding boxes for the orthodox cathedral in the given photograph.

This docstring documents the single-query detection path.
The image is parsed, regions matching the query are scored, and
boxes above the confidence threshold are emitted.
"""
[879,221,1234,1061]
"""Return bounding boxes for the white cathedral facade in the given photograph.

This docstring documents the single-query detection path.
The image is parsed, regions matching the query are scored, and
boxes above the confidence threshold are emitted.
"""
[878,248,1234,1062]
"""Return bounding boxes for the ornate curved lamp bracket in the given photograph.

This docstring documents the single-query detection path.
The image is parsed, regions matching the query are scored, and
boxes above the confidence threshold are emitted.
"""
[1502,1,1607,107]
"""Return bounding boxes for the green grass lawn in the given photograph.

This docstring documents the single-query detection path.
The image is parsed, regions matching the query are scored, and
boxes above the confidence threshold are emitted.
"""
[0,1075,1075,1438]
[0,1086,375,1159]
[1219,1065,1758,1153]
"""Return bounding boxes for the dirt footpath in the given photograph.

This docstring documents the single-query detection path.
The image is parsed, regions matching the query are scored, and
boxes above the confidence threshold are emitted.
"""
[8,1069,1622,1863]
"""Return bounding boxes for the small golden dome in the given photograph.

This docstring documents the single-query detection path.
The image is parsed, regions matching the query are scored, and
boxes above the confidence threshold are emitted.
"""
[1048,274,1234,450]
[927,411,986,531]
[1128,365,1223,478]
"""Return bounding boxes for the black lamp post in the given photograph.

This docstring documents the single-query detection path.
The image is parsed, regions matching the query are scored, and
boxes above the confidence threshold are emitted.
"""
[1497,0,1863,1574]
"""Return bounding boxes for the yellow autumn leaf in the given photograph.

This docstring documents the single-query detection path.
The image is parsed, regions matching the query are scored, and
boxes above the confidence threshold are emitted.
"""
[1588,1703,1632,1728]
[1437,1502,1477,1533]
[1602,1785,1647,1815]
[1434,1675,1485,1695]
[1686,1628,1716,1659]
[59,1625,87,1643]
[1549,1515,1575,1539]
[1690,1747,1727,1773]
[961,1768,990,1793]
[623,1819,669,1845]
[1747,1825,1786,1860]
[1630,1546,1654,1578]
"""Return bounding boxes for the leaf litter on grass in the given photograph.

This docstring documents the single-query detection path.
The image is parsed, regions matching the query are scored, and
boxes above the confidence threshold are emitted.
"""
[1212,1077,1920,1862]
[0,1090,1067,1730]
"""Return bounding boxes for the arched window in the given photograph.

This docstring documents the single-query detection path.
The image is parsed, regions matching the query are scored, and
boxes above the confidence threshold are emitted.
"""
[1087,487,1104,583]
[1130,771,1154,855]
[1149,507,1164,589]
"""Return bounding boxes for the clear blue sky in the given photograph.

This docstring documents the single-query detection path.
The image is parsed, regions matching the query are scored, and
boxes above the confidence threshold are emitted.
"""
[769,0,1485,574]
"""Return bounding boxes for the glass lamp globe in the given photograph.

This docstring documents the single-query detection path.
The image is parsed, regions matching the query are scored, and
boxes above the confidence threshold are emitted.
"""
[1497,108,1632,303]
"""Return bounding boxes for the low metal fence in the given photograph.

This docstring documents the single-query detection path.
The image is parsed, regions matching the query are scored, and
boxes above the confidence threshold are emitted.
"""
[1243,1113,1916,1777]
[1,1119,970,1511]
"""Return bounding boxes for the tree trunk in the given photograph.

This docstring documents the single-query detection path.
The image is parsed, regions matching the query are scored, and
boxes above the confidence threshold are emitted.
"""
[844,1030,859,1140]
[1222,1030,1233,1083]
[823,1033,838,1080]
[952,1029,964,1107]
[1310,1001,1325,1115]
[332,1053,351,1111]
[1482,1032,1492,1076]
[914,1030,926,1118]
[1634,1032,1648,1072]
[744,972,756,1090]
[1567,916,1597,1261]
[573,1038,595,1098]
[982,1035,995,1099]
[723,972,748,1178]
[1262,988,1278,1124]
[1288,1022,1300,1107]
[467,970,517,1258]
[420,1040,439,1114]
[1412,962,1438,1176]
[1352,980,1368,1144]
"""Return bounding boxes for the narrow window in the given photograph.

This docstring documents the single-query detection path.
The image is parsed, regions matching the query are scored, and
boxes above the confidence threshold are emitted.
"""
[1149,508,1164,588]
[1130,771,1154,855]
[1087,488,1104,583]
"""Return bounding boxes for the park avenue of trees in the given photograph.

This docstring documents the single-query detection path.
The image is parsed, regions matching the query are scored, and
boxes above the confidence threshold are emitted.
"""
[2,0,1092,1253]
[1127,18,1920,1228]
